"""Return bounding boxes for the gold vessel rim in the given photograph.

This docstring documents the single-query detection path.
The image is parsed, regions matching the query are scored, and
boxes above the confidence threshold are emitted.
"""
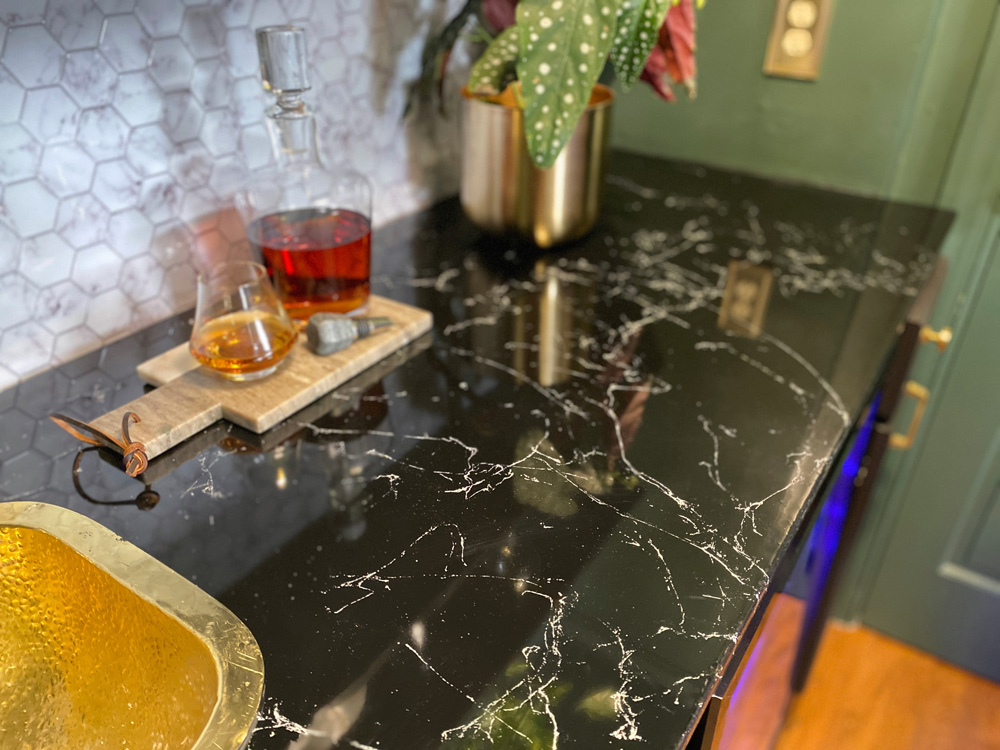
[0,501,265,750]
[460,82,616,111]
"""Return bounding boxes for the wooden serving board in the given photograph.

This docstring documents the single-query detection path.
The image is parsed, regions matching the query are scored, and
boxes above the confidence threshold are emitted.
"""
[89,295,433,461]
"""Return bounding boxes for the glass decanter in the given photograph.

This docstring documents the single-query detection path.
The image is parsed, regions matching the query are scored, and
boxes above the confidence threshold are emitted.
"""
[237,25,373,319]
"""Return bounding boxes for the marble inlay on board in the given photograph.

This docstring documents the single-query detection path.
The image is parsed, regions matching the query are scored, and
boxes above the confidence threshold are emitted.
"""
[0,0,465,390]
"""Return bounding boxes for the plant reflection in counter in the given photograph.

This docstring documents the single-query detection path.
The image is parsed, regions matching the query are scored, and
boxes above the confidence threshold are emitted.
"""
[458,254,653,515]
[463,257,597,388]
[514,429,602,517]
[512,329,650,516]
[439,658,619,749]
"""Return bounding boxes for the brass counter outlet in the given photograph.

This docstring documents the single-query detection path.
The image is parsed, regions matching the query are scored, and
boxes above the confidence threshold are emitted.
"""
[0,502,264,750]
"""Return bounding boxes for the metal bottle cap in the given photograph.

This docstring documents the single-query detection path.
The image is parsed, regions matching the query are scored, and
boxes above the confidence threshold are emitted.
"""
[256,25,310,93]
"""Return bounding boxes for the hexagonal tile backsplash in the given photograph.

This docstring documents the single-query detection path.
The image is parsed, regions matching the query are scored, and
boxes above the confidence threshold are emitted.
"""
[0,0,463,391]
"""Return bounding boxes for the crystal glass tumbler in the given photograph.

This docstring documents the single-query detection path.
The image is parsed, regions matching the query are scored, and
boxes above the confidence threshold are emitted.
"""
[190,261,298,380]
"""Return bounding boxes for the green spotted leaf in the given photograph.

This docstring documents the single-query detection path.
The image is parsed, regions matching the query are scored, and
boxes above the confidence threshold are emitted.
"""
[516,0,621,169]
[468,25,521,95]
[609,0,671,88]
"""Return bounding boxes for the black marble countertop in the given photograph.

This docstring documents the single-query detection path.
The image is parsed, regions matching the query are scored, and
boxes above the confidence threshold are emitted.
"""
[0,152,952,749]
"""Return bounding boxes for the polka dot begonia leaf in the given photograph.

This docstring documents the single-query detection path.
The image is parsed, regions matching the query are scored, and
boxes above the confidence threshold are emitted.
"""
[516,0,621,169]
[610,0,672,88]
[468,25,521,95]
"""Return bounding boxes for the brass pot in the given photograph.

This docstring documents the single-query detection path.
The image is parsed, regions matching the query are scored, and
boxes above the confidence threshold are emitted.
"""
[460,84,614,248]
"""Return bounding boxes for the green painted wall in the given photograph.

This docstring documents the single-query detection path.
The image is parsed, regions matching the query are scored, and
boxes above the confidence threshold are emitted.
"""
[610,0,990,203]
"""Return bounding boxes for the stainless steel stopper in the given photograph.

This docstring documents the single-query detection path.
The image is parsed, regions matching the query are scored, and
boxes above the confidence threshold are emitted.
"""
[256,25,310,93]
[306,315,392,356]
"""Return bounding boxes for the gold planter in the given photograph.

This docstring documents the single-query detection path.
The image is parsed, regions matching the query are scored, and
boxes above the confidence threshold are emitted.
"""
[0,502,264,750]
[460,84,614,248]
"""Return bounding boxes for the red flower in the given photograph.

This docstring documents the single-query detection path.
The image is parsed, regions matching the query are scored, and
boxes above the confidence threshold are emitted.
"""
[639,47,676,102]
[483,0,518,32]
[663,0,697,96]
[641,0,698,101]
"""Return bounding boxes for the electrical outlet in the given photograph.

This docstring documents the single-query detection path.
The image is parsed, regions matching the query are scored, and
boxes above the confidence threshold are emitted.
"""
[763,0,834,81]
[718,261,773,339]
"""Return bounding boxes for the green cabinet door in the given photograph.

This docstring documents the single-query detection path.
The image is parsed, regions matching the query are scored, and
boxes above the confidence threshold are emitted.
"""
[858,4,1000,683]
[864,232,1000,681]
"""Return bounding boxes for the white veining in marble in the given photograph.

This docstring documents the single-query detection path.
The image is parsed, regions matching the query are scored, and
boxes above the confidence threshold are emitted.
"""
[0,0,464,390]
[227,178,934,747]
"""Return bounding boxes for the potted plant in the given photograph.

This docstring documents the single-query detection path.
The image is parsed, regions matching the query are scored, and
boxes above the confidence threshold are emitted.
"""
[416,0,699,247]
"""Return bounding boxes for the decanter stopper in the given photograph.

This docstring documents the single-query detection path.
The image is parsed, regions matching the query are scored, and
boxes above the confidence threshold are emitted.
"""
[306,315,392,356]
[256,25,310,94]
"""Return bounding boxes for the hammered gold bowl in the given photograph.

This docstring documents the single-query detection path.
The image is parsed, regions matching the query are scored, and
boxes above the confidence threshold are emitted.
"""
[0,502,264,750]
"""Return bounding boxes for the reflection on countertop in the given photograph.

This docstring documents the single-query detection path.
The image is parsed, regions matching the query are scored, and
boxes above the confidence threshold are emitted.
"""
[0,152,951,750]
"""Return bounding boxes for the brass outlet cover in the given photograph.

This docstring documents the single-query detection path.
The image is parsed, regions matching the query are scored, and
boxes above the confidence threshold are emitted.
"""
[0,502,264,750]
[763,0,834,81]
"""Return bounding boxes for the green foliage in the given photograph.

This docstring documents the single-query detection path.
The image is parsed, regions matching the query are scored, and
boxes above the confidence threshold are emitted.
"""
[609,0,671,88]
[461,0,699,168]
[515,0,621,168]
[439,677,573,749]
[469,25,521,94]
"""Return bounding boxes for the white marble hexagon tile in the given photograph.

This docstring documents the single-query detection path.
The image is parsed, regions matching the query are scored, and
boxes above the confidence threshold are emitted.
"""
[0,0,465,390]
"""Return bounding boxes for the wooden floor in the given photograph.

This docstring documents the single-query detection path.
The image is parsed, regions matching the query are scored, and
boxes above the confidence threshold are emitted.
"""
[720,594,1000,750]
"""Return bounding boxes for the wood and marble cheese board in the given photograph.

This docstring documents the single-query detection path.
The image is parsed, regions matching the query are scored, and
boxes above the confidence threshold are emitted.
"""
[88,295,433,461]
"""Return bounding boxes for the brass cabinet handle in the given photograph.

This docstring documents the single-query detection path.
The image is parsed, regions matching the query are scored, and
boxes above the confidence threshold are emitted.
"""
[919,325,952,351]
[889,381,930,450]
